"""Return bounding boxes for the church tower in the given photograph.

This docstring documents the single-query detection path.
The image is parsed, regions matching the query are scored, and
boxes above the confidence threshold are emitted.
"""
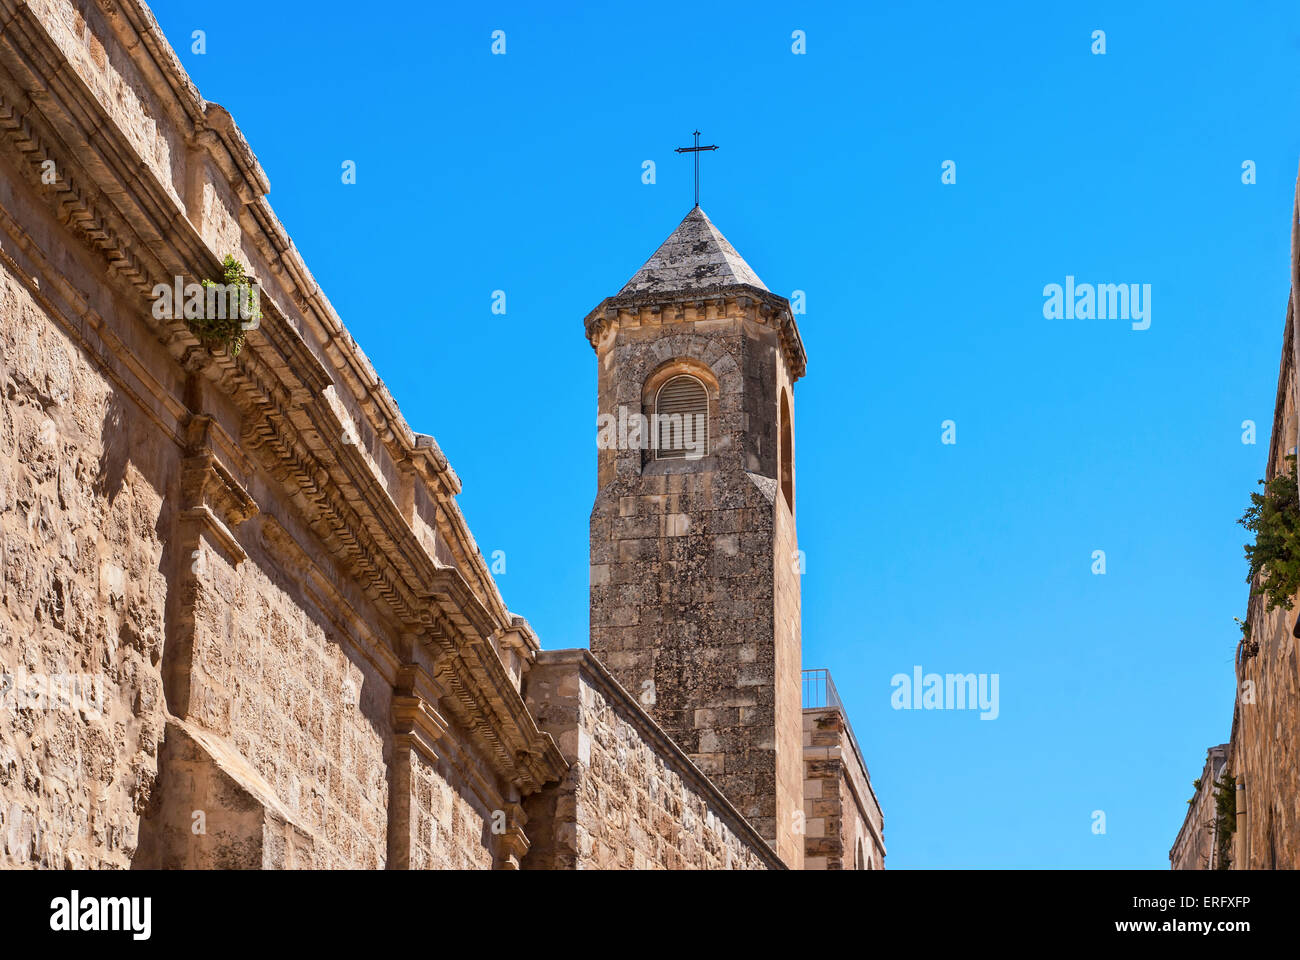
[585,207,807,867]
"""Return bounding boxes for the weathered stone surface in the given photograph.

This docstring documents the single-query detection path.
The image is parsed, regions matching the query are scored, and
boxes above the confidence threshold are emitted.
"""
[585,213,807,867]
[802,708,885,869]
[0,0,567,871]
[134,718,317,869]
[1226,287,1300,869]
[618,207,767,297]
[521,649,779,869]
[1170,744,1228,870]
[0,246,169,868]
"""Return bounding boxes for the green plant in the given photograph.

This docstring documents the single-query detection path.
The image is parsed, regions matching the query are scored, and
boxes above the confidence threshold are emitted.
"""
[1235,616,1260,660]
[1240,455,1300,611]
[192,254,260,356]
[1212,773,1236,869]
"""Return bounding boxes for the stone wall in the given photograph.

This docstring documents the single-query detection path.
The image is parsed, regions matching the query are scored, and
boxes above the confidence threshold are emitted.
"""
[1170,744,1228,870]
[1230,298,1300,869]
[773,422,803,867]
[803,707,885,870]
[395,747,496,871]
[520,649,781,870]
[0,236,171,867]
[0,0,567,869]
[586,285,806,868]
[172,518,394,868]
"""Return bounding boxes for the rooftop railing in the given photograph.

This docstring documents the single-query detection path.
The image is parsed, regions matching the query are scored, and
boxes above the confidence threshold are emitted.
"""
[802,667,843,711]
[802,668,872,787]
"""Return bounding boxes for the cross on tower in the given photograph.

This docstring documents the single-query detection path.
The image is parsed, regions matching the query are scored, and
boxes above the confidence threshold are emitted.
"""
[674,130,719,208]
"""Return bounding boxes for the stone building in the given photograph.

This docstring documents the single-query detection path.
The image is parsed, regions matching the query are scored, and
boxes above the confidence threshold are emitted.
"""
[1172,165,1300,871]
[0,0,883,869]
[1169,744,1228,870]
[803,670,885,869]
[1222,239,1300,869]
[585,205,807,866]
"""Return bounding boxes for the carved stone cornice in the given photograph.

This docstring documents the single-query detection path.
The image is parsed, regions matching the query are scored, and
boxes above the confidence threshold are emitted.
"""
[177,414,259,565]
[583,284,808,382]
[391,664,452,764]
[492,802,530,870]
[182,416,258,521]
[496,615,540,661]
[423,603,566,795]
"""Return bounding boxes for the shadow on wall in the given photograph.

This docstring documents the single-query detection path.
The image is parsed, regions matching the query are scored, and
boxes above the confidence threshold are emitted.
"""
[94,393,128,505]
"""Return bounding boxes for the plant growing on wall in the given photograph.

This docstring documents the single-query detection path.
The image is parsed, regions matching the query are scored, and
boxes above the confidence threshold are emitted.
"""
[1234,616,1259,659]
[1211,773,1236,869]
[1239,455,1300,612]
[190,254,260,356]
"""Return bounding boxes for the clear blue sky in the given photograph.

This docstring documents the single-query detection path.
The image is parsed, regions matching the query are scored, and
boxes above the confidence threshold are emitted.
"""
[152,1,1300,867]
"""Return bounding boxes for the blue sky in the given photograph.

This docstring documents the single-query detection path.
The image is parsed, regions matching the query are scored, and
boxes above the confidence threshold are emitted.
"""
[151,1,1300,867]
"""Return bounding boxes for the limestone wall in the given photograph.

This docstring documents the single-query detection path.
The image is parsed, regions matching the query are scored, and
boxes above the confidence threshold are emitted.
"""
[803,708,885,870]
[399,749,496,871]
[1169,745,1228,870]
[521,649,781,870]
[0,0,566,869]
[178,523,394,868]
[1231,305,1300,869]
[0,237,171,867]
[0,0,823,873]
[586,301,804,867]
[773,420,803,868]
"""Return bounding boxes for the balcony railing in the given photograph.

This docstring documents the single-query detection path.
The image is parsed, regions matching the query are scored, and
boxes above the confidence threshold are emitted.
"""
[802,667,843,711]
[802,668,871,785]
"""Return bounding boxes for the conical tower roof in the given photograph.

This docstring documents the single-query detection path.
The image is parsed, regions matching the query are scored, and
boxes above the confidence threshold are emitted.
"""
[618,207,767,297]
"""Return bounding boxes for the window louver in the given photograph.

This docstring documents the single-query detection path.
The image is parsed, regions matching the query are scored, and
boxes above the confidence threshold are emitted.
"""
[654,375,708,460]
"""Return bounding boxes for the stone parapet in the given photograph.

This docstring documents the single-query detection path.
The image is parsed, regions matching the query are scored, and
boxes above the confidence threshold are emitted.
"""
[521,649,782,870]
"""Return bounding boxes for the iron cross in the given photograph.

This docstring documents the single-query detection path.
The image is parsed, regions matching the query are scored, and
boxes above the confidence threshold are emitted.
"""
[674,130,719,208]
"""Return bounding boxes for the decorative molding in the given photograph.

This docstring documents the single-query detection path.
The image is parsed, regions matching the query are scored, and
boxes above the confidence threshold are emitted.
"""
[492,802,530,870]
[584,285,807,382]
[182,416,259,524]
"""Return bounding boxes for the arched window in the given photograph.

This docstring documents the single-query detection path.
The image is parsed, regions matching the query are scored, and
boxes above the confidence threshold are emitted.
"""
[654,375,708,460]
[856,838,865,870]
[779,390,794,510]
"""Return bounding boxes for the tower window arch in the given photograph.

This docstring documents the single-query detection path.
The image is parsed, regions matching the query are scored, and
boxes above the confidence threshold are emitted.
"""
[654,374,708,460]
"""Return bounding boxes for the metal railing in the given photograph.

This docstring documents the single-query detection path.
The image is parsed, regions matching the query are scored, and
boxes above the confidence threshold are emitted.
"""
[802,668,872,786]
[802,667,842,711]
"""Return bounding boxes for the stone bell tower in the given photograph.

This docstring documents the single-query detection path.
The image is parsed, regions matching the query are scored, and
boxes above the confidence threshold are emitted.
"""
[585,207,807,867]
